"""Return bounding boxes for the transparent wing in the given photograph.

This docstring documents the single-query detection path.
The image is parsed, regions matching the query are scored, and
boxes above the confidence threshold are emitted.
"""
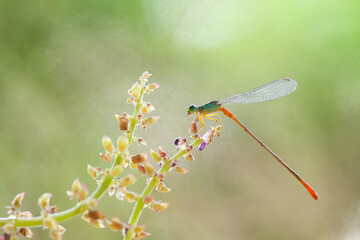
[218,77,298,105]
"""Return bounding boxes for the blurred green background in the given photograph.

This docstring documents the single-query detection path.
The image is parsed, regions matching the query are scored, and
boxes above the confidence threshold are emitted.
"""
[1,0,360,239]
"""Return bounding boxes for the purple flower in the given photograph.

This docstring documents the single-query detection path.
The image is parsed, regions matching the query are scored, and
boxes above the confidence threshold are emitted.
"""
[199,142,207,151]
[174,138,180,146]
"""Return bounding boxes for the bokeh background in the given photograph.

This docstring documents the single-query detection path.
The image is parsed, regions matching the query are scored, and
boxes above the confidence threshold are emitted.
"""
[1,0,360,239]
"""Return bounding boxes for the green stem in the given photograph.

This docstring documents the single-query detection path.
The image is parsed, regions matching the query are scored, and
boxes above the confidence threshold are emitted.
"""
[128,79,147,144]
[0,154,123,228]
[124,139,203,240]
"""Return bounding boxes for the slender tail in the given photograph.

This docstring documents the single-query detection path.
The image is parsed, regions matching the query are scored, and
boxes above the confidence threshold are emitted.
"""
[219,107,319,200]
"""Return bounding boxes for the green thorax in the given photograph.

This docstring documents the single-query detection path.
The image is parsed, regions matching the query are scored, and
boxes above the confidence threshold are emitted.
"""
[197,100,221,114]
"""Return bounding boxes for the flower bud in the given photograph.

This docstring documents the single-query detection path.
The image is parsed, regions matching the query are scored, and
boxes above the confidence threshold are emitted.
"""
[141,102,155,114]
[176,166,189,174]
[141,116,159,128]
[134,224,146,234]
[38,193,52,211]
[108,184,116,197]
[149,201,169,213]
[19,211,34,218]
[11,192,25,210]
[43,216,57,230]
[150,149,162,162]
[87,165,101,179]
[124,191,138,203]
[119,174,137,187]
[127,97,135,104]
[102,135,114,152]
[78,185,89,202]
[157,173,165,180]
[156,182,171,193]
[185,153,195,162]
[117,135,129,152]
[66,178,88,201]
[87,199,98,208]
[131,82,141,98]
[144,161,155,177]
[147,83,159,91]
[139,71,151,82]
[143,195,153,205]
[111,165,123,177]
[3,223,14,234]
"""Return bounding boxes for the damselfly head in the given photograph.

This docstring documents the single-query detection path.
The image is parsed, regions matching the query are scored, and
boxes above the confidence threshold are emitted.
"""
[187,105,197,115]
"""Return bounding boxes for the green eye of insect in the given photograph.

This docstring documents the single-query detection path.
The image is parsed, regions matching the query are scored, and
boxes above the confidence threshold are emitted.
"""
[187,105,197,115]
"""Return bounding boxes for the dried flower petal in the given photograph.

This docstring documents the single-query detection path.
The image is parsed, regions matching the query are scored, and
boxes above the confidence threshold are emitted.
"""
[135,232,151,239]
[189,121,197,134]
[136,138,147,146]
[106,215,124,231]
[19,227,34,238]
[143,195,153,205]
[137,164,146,175]
[158,146,167,158]
[131,154,147,164]
[100,152,111,163]
[58,225,66,235]
[88,209,105,220]
[82,211,106,228]
[119,117,129,131]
